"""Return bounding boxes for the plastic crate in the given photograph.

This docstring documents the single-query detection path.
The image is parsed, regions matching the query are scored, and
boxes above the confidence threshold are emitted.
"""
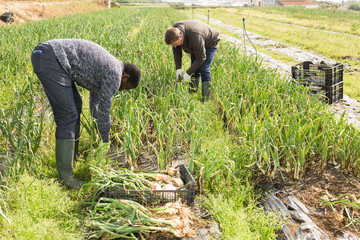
[291,61,343,87]
[310,82,343,104]
[103,164,195,206]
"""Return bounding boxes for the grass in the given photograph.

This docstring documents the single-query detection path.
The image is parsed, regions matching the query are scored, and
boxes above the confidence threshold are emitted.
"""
[0,174,83,240]
[201,190,281,239]
[344,72,360,100]
[223,6,360,36]
[194,102,281,239]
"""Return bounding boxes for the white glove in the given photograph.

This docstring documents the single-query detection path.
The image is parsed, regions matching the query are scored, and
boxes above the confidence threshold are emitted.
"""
[176,69,182,81]
[183,73,191,83]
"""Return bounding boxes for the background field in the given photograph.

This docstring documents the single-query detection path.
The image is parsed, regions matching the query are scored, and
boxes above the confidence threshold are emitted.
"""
[193,7,360,101]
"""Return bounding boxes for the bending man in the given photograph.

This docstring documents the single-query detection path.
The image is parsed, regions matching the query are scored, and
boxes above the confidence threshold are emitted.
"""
[165,19,220,101]
[31,39,141,188]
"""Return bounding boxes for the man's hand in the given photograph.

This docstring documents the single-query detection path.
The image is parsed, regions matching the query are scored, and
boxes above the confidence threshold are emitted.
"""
[176,69,182,81]
[183,73,191,83]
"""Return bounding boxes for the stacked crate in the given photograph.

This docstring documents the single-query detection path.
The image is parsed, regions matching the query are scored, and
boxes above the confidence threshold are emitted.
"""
[291,61,343,104]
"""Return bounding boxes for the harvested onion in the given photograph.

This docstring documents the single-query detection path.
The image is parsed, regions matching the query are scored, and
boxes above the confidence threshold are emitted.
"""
[171,177,184,187]
[163,184,177,190]
[150,183,161,190]
[167,167,178,176]
[155,174,171,181]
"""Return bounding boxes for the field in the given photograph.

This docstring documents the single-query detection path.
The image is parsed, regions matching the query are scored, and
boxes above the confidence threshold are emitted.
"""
[1,5,360,239]
[192,6,360,101]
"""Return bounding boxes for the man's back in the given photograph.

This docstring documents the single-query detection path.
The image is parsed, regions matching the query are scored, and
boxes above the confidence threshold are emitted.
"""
[47,39,123,92]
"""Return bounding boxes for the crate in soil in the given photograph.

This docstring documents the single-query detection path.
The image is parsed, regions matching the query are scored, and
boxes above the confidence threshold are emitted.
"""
[291,61,343,87]
[310,82,343,104]
[104,164,196,206]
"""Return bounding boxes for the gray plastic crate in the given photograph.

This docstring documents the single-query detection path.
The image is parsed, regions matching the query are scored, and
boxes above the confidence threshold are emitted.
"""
[292,61,343,87]
[104,164,195,206]
[310,82,343,104]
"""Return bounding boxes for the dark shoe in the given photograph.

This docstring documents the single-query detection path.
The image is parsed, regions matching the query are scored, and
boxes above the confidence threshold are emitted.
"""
[56,139,86,188]
[202,81,211,102]
[74,124,80,161]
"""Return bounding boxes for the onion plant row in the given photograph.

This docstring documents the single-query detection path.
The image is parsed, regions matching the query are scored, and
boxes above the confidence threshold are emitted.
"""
[212,47,360,180]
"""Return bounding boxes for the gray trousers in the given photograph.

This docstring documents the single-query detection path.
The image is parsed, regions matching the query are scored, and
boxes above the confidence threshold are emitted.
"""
[31,42,82,140]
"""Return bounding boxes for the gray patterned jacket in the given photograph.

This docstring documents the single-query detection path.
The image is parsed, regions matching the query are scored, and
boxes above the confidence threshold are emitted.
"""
[47,39,123,142]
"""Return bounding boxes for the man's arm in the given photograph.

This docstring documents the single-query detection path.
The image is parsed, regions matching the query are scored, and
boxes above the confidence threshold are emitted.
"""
[90,91,100,120]
[90,90,112,143]
[173,46,183,70]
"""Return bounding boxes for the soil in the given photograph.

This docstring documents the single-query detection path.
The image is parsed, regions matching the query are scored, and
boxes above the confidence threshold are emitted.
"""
[269,163,360,239]
[298,165,360,237]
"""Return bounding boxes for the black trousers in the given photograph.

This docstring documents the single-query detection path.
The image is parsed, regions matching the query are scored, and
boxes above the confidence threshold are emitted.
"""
[31,42,82,140]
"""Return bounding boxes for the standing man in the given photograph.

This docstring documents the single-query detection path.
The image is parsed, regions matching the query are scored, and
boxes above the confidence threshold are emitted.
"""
[31,39,141,188]
[165,19,220,101]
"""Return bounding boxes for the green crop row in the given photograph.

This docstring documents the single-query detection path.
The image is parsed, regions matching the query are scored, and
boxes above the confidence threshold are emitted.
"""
[212,48,360,180]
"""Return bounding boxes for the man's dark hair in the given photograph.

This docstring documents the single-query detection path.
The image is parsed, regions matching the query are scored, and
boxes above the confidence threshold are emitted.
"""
[164,27,180,45]
[123,63,141,88]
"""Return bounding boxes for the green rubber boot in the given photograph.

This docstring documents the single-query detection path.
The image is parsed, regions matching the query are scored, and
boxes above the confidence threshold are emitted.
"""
[56,139,86,188]
[202,81,211,102]
[74,124,80,161]
[189,77,200,93]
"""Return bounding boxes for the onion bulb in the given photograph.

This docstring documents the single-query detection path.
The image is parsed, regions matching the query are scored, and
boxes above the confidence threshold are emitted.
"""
[150,183,162,190]
[167,167,178,176]
[171,178,184,187]
[155,174,171,181]
[163,184,177,190]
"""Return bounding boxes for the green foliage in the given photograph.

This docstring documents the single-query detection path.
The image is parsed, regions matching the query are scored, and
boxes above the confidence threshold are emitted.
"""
[348,3,360,11]
[200,185,282,240]
[0,78,46,181]
[213,43,360,180]
[0,174,83,240]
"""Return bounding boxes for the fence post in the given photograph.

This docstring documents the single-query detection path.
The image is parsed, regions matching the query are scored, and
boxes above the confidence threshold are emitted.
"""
[207,10,209,24]
[243,18,246,55]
